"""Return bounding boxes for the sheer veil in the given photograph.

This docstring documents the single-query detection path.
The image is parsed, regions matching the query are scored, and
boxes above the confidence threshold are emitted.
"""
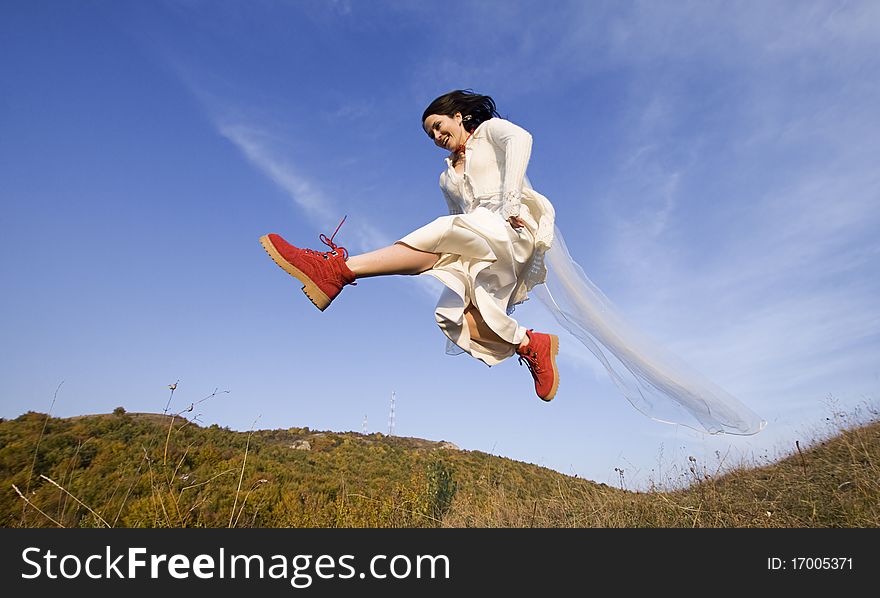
[533,225,766,435]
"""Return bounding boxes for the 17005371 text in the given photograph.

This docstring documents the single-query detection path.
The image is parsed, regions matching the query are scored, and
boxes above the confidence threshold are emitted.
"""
[767,557,853,571]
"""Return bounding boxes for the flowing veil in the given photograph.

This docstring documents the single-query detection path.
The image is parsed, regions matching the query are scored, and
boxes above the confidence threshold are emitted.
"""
[533,225,766,435]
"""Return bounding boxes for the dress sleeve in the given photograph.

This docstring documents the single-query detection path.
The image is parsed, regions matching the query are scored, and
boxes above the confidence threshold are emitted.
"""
[482,118,533,220]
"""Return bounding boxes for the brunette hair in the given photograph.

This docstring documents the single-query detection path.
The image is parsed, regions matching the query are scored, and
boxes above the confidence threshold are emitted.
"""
[422,89,500,135]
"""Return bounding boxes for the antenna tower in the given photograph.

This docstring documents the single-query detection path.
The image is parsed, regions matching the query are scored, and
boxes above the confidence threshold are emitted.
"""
[362,414,368,435]
[387,391,396,436]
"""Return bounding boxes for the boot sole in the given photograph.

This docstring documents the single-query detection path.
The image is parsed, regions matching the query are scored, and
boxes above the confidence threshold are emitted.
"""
[259,235,331,311]
[543,334,560,402]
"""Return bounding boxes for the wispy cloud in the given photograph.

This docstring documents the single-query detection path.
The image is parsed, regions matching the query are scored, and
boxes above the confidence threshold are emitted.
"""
[215,117,442,300]
[169,66,391,256]
[218,123,336,224]
[403,1,880,106]
[209,105,444,300]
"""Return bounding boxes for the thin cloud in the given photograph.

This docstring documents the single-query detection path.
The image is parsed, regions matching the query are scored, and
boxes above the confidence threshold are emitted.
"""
[214,111,443,301]
[218,123,336,224]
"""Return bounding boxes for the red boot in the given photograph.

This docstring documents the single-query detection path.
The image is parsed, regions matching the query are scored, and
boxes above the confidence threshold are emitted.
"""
[516,330,560,402]
[259,218,357,311]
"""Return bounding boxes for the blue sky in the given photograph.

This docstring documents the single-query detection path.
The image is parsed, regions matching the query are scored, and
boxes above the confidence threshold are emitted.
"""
[2,0,878,489]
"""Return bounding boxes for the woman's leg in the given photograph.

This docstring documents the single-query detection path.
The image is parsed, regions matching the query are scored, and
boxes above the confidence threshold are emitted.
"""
[465,304,528,350]
[465,303,557,400]
[346,242,440,278]
[346,242,528,350]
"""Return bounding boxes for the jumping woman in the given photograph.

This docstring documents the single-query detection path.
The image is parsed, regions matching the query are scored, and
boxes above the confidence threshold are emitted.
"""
[259,90,765,435]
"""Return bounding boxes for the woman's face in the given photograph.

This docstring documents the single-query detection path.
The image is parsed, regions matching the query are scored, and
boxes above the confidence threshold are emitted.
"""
[423,112,467,152]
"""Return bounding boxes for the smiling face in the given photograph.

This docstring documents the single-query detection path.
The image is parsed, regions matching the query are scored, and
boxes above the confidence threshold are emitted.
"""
[423,112,468,152]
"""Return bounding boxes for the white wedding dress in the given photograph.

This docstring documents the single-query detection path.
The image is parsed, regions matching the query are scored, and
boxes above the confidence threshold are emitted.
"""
[399,118,765,435]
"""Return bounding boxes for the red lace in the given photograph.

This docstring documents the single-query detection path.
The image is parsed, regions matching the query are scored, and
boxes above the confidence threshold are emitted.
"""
[301,217,356,283]
[317,215,349,259]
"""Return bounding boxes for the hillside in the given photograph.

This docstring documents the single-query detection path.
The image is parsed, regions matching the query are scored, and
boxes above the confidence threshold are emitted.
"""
[2,409,877,527]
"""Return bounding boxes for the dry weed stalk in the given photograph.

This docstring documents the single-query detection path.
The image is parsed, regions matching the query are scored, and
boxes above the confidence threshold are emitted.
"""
[20,381,63,526]
[12,484,65,528]
[229,417,259,528]
[39,474,110,527]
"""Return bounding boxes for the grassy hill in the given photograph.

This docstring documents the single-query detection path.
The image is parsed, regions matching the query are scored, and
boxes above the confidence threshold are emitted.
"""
[2,408,877,527]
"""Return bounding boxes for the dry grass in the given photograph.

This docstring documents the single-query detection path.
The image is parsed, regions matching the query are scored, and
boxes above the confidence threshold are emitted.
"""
[6,401,879,528]
[439,404,880,528]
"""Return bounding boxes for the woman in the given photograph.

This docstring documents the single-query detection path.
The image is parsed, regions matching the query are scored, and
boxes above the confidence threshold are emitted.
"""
[261,91,559,401]
[260,90,765,434]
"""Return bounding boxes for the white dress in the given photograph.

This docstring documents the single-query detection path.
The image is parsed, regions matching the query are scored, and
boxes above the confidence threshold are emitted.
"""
[399,118,765,435]
[398,118,554,366]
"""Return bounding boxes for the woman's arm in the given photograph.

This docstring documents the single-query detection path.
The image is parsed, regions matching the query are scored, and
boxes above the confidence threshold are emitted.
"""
[482,118,533,222]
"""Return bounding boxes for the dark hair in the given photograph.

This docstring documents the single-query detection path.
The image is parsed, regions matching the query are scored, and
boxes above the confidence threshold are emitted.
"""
[422,89,500,136]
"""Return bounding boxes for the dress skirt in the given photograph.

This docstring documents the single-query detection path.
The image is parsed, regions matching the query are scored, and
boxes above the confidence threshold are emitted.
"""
[398,202,547,366]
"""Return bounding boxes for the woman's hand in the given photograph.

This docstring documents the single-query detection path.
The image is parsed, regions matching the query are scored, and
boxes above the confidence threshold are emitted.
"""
[508,216,526,230]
